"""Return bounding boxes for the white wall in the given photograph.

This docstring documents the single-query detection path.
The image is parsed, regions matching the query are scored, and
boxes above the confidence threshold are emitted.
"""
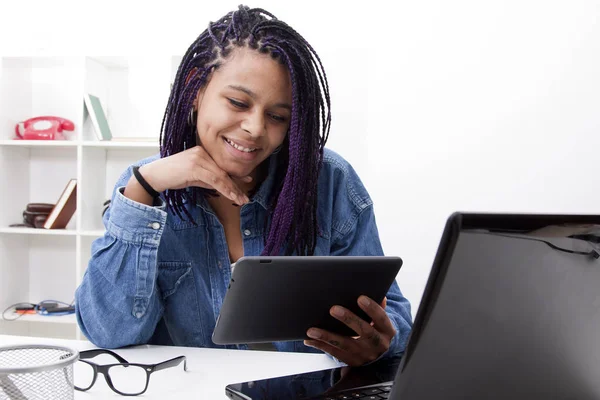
[2,0,600,315]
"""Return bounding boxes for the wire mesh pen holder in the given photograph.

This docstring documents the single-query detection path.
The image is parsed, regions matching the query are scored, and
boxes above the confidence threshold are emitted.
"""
[0,344,79,400]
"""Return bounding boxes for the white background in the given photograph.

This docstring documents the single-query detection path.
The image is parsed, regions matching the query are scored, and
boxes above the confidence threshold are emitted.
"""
[1,0,599,315]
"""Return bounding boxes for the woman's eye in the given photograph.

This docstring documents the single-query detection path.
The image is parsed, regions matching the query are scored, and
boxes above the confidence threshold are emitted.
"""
[228,99,248,109]
[269,114,287,123]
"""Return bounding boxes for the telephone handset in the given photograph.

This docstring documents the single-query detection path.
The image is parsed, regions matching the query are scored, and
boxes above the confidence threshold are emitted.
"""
[15,116,75,140]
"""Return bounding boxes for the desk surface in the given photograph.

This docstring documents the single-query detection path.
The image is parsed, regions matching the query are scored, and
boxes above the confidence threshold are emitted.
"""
[0,335,338,399]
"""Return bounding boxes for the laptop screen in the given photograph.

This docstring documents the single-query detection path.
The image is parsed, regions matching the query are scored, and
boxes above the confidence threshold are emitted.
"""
[392,214,600,399]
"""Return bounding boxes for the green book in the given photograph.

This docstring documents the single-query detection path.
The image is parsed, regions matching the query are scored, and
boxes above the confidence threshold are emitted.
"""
[84,93,113,141]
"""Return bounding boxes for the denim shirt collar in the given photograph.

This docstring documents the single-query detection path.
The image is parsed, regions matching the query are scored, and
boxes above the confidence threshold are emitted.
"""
[250,153,280,210]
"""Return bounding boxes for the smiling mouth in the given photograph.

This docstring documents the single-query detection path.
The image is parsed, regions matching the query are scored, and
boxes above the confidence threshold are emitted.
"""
[224,137,259,153]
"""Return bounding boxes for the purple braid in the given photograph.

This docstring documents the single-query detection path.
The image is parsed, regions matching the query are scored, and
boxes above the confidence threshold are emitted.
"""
[263,40,313,249]
[159,5,331,256]
[262,46,301,255]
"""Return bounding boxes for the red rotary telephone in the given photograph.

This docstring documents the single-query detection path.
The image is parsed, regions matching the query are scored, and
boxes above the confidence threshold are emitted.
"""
[15,116,75,140]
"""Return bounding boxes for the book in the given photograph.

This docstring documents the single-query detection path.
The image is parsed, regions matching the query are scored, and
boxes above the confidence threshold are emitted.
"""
[43,179,77,229]
[83,93,113,141]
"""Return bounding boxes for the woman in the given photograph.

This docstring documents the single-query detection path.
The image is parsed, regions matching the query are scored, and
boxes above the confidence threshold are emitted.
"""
[75,5,412,367]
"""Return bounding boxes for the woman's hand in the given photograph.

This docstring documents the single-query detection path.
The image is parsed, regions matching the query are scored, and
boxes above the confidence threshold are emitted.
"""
[304,296,396,367]
[126,146,251,205]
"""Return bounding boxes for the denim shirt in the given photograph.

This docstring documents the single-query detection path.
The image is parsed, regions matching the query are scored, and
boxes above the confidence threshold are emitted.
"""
[75,148,412,359]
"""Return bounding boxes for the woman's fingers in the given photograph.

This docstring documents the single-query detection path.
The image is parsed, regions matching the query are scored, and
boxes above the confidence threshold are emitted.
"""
[329,306,373,338]
[358,296,396,337]
[190,165,249,204]
[189,147,249,204]
[329,305,390,355]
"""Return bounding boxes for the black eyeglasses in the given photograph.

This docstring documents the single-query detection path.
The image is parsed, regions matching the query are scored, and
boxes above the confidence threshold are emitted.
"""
[74,349,187,396]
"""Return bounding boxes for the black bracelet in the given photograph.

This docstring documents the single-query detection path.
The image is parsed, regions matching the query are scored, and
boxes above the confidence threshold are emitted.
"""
[132,166,160,198]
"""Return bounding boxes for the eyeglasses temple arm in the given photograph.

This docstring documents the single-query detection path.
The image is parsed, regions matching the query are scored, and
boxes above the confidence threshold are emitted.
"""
[153,356,187,372]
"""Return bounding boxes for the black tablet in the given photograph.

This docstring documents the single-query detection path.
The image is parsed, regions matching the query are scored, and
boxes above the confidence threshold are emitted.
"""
[212,256,402,345]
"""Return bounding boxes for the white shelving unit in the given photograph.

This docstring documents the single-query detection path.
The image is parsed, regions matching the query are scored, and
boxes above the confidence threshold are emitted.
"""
[8,314,78,325]
[0,55,181,340]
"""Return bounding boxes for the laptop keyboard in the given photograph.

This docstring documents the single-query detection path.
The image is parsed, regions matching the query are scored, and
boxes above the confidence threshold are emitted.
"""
[312,383,393,399]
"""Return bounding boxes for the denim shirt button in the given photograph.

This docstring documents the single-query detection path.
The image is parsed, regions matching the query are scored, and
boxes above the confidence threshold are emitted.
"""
[135,311,143,318]
[243,229,251,236]
[150,222,161,230]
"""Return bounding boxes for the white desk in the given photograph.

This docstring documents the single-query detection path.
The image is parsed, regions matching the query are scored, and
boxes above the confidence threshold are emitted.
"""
[0,335,339,399]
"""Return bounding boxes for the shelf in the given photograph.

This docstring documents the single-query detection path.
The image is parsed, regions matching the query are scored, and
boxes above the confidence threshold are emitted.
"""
[0,140,159,149]
[0,228,106,237]
[0,227,77,236]
[79,230,105,237]
[5,313,77,325]
[82,141,159,149]
[0,54,176,342]
[0,140,79,148]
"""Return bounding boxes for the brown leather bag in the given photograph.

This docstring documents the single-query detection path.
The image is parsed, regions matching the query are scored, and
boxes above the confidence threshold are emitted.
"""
[21,203,55,227]
[23,211,49,227]
[10,203,55,228]
[25,203,55,213]
[33,215,49,228]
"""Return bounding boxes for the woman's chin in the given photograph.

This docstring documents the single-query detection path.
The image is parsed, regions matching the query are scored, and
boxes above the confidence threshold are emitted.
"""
[221,165,255,180]
[216,157,259,179]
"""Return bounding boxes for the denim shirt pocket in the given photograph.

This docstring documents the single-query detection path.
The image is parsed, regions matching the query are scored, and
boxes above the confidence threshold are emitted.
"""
[156,261,205,345]
[157,262,193,298]
[314,230,332,256]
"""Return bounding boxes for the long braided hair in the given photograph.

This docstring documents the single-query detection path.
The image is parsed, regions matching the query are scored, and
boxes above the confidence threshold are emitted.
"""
[159,5,331,256]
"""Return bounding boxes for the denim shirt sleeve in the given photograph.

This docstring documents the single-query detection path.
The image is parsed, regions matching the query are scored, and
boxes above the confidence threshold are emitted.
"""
[75,157,166,349]
[330,204,413,360]
[325,150,413,361]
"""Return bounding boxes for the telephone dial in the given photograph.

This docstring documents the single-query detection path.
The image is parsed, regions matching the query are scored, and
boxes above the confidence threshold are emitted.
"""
[15,116,75,140]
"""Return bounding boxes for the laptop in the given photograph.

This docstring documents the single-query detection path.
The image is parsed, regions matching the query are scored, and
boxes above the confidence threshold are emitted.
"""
[225,212,600,399]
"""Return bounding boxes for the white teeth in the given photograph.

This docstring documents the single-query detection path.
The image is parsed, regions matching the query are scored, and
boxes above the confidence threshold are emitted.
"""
[225,138,257,153]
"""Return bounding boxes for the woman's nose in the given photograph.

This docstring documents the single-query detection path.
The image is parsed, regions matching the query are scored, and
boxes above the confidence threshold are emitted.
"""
[241,111,267,138]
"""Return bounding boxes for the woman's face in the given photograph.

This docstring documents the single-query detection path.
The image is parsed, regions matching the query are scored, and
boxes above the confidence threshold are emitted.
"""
[194,47,292,179]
